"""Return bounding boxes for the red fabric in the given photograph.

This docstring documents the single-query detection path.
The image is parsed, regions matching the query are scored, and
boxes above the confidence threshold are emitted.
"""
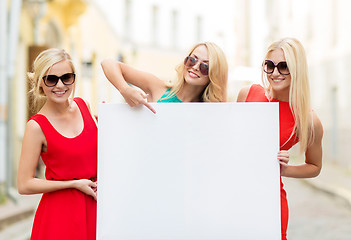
[246,84,298,240]
[29,97,97,240]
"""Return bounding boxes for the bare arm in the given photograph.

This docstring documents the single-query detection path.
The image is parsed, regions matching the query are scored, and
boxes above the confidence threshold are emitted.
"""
[101,59,168,113]
[17,120,97,200]
[280,112,323,178]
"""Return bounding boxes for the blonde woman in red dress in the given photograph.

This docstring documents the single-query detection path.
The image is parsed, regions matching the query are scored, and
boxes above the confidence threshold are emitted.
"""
[17,49,97,240]
[237,38,323,240]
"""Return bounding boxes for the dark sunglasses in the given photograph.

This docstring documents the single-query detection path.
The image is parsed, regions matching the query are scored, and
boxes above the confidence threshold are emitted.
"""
[42,73,76,87]
[184,56,209,76]
[263,60,290,75]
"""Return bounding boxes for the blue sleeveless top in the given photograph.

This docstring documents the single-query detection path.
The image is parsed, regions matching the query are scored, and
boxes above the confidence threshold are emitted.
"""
[157,88,182,102]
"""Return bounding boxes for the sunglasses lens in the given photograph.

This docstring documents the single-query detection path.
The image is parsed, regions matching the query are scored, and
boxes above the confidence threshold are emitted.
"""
[264,60,275,73]
[61,73,75,85]
[199,63,209,75]
[43,75,59,87]
[277,62,289,75]
[184,56,197,67]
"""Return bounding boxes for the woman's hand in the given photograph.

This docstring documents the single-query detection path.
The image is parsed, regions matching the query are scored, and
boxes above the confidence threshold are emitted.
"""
[121,86,156,113]
[101,59,158,114]
[73,179,97,200]
[278,150,289,175]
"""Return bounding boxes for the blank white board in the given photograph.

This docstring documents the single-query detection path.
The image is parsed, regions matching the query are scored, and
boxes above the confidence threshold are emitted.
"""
[97,103,280,240]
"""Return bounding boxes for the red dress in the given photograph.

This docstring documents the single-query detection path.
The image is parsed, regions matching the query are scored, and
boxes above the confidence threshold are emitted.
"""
[29,97,97,240]
[245,84,298,240]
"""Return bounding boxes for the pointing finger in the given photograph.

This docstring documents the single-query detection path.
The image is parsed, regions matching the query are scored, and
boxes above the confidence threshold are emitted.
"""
[144,102,156,114]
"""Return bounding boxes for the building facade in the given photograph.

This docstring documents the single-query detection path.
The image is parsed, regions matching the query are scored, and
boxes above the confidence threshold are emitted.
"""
[1,0,124,201]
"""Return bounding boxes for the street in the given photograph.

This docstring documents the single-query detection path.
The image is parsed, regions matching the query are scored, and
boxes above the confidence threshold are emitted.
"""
[0,214,32,240]
[285,178,351,240]
[1,178,351,240]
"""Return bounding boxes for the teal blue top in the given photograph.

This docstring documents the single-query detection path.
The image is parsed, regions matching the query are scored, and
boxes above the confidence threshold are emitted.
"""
[157,88,182,103]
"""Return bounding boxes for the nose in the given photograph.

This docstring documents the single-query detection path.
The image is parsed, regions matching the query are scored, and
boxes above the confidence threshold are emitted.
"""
[272,66,280,76]
[192,61,201,71]
[55,78,65,87]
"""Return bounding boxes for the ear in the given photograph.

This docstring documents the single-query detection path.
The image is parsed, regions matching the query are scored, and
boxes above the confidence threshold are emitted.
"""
[38,85,45,95]
[38,79,46,95]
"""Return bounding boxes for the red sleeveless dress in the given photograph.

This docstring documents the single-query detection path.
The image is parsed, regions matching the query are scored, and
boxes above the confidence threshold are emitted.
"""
[245,84,298,240]
[29,97,97,240]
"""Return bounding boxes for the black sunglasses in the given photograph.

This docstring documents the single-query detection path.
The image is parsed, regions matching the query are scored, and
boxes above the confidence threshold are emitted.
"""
[42,73,76,87]
[184,56,209,76]
[263,60,290,75]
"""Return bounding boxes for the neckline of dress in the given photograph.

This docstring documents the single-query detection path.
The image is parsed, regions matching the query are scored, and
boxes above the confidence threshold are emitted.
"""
[37,99,85,139]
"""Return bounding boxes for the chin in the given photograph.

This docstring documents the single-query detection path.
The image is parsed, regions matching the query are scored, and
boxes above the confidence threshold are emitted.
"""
[271,85,290,94]
[185,77,208,87]
[270,80,289,88]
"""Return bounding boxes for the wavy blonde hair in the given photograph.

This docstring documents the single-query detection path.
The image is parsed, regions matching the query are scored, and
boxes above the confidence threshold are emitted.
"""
[262,38,314,152]
[28,48,76,113]
[167,42,228,102]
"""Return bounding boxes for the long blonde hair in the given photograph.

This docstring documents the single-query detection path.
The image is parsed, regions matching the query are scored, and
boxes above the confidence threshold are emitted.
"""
[262,37,314,152]
[168,42,228,102]
[28,48,76,113]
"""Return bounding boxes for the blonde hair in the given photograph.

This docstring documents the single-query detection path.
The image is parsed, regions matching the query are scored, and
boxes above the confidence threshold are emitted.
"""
[168,42,228,102]
[28,48,76,113]
[262,37,314,152]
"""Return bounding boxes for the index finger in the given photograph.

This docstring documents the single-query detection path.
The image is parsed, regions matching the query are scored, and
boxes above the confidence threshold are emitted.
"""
[144,102,156,114]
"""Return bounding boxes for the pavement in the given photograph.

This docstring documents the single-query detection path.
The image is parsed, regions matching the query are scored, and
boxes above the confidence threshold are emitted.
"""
[0,190,40,240]
[302,161,351,207]
[0,161,350,239]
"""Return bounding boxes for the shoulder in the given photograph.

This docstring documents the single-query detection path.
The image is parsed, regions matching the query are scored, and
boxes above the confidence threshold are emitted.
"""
[27,118,42,129]
[74,97,98,125]
[237,84,265,102]
[73,97,91,111]
[73,97,86,105]
[236,86,250,102]
[236,85,254,102]
[26,118,45,139]
[20,119,47,153]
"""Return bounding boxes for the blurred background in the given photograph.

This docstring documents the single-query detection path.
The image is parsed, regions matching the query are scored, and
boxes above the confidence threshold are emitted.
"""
[1,0,351,239]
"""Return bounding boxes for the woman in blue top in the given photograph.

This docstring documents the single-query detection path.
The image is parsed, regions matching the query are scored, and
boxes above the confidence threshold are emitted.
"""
[101,42,228,113]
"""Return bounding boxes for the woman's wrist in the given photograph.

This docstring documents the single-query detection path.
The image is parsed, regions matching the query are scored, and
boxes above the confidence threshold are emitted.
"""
[66,179,78,190]
[119,84,131,95]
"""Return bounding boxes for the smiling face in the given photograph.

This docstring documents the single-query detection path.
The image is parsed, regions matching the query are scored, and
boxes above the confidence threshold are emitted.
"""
[265,48,291,101]
[183,45,210,87]
[40,60,75,104]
